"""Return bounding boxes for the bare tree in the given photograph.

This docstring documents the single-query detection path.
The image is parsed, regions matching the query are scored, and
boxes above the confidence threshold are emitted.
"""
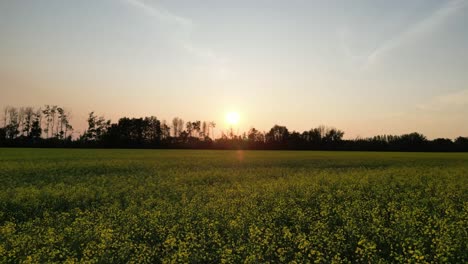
[18,107,25,136]
[186,122,193,137]
[50,105,57,138]
[55,107,73,139]
[177,118,184,137]
[23,107,34,137]
[172,117,179,137]
[162,120,170,139]
[30,109,42,140]
[6,107,19,139]
[2,106,9,128]
[83,112,109,141]
[209,121,216,139]
[57,107,64,137]
[202,121,208,139]
[42,105,50,138]
[192,121,201,138]
[64,109,73,139]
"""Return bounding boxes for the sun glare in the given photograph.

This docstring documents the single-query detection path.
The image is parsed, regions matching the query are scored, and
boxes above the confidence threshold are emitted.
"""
[226,112,240,125]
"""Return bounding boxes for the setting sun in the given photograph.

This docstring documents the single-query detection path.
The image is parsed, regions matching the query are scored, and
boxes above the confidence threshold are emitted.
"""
[226,112,240,125]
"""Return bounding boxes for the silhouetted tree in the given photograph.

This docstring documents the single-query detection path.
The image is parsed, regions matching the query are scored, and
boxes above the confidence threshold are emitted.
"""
[177,119,184,138]
[30,110,42,141]
[202,121,208,138]
[324,128,344,144]
[82,112,110,142]
[266,125,289,143]
[42,105,51,138]
[186,122,193,137]
[0,128,5,145]
[2,106,8,128]
[22,107,34,137]
[209,121,216,139]
[172,117,181,137]
[161,120,171,139]
[56,107,73,139]
[17,107,25,137]
[455,136,468,145]
[5,107,20,139]
[1,104,468,151]
[248,128,261,142]
[49,105,58,138]
[455,137,468,151]
[192,121,201,138]
[144,116,162,144]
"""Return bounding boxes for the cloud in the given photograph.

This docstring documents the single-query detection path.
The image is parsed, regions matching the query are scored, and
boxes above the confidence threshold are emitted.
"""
[364,0,468,68]
[434,89,468,106]
[122,0,192,28]
[121,0,233,80]
[417,89,468,111]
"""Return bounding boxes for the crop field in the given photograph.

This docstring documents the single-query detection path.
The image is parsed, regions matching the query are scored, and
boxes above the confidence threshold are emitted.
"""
[0,149,467,263]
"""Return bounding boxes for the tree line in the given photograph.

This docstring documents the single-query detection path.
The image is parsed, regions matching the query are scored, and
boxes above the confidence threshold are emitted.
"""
[1,105,468,151]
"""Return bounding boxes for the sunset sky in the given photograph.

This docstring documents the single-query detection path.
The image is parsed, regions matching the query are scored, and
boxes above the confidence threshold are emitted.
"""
[1,0,468,138]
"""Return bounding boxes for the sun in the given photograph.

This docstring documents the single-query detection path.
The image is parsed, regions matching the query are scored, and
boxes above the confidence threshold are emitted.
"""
[226,112,240,125]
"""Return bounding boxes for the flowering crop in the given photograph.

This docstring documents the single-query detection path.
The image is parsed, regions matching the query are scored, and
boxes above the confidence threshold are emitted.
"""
[0,149,467,263]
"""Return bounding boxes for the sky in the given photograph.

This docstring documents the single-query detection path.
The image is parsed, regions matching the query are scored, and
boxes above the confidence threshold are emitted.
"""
[1,0,468,139]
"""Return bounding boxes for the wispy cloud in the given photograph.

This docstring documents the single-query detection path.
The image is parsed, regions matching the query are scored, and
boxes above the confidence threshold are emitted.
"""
[121,0,233,80]
[363,0,468,68]
[417,89,468,111]
[437,89,468,106]
[122,0,192,28]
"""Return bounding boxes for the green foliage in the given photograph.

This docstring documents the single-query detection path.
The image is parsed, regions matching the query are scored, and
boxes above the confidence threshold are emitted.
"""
[0,149,467,263]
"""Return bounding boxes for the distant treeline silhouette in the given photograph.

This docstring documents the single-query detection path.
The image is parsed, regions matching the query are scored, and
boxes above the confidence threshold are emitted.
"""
[1,105,468,151]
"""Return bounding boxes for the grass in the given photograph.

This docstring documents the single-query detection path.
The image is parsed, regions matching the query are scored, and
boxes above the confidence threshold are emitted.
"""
[0,149,467,263]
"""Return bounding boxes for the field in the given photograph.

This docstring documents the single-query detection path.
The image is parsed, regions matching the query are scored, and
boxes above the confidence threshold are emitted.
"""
[0,149,467,263]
